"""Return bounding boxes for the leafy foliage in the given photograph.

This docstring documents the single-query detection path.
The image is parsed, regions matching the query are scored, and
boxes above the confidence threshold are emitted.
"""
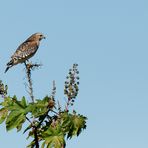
[0,108,8,124]
[1,96,27,131]
[61,111,87,139]
[41,124,65,148]
[0,64,87,148]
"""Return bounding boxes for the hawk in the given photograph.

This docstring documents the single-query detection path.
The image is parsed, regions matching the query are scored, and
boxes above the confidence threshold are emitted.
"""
[5,33,45,73]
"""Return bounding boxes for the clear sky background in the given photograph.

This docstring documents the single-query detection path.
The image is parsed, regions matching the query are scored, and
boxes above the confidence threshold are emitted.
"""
[0,0,147,148]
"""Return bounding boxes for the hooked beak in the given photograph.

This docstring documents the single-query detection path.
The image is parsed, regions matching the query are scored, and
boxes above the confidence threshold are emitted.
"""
[42,36,46,39]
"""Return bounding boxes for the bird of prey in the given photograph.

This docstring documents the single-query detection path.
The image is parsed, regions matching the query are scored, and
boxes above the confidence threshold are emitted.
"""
[5,33,45,73]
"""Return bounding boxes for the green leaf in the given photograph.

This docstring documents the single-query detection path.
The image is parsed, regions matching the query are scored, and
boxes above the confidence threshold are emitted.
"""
[26,130,34,140]
[23,124,32,134]
[61,112,87,139]
[27,140,35,148]
[0,108,8,124]
[11,96,27,110]
[41,141,46,148]
[6,111,26,131]
[41,125,66,148]
[27,98,49,118]
[5,97,28,131]
[21,96,27,108]
[6,111,21,124]
[0,96,13,107]
[16,115,26,132]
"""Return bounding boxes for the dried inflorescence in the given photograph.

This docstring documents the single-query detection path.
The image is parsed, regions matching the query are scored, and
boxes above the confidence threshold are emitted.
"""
[48,81,56,109]
[64,64,79,108]
[51,81,56,99]
[0,80,8,96]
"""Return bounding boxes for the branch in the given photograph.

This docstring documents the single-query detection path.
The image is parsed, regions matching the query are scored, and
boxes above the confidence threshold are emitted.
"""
[25,116,32,124]
[24,62,41,148]
[37,109,51,128]
[33,126,39,148]
[24,62,34,103]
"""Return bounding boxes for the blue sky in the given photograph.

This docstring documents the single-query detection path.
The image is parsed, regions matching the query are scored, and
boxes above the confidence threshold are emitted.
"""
[0,0,147,148]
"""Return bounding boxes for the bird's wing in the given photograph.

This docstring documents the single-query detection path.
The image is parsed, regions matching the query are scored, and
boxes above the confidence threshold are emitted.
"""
[11,41,39,60]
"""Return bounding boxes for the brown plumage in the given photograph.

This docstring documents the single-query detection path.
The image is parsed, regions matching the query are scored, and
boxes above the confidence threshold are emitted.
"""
[5,33,45,73]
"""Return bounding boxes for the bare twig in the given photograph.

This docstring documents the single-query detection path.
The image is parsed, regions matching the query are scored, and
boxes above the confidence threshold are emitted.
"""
[24,62,34,103]
[25,116,32,124]
[65,99,71,112]
[50,109,59,115]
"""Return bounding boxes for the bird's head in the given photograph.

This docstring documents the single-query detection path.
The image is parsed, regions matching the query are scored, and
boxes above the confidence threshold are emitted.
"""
[27,33,46,42]
[35,33,46,41]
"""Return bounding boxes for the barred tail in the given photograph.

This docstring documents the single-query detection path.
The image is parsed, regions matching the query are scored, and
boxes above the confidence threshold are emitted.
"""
[5,60,13,73]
